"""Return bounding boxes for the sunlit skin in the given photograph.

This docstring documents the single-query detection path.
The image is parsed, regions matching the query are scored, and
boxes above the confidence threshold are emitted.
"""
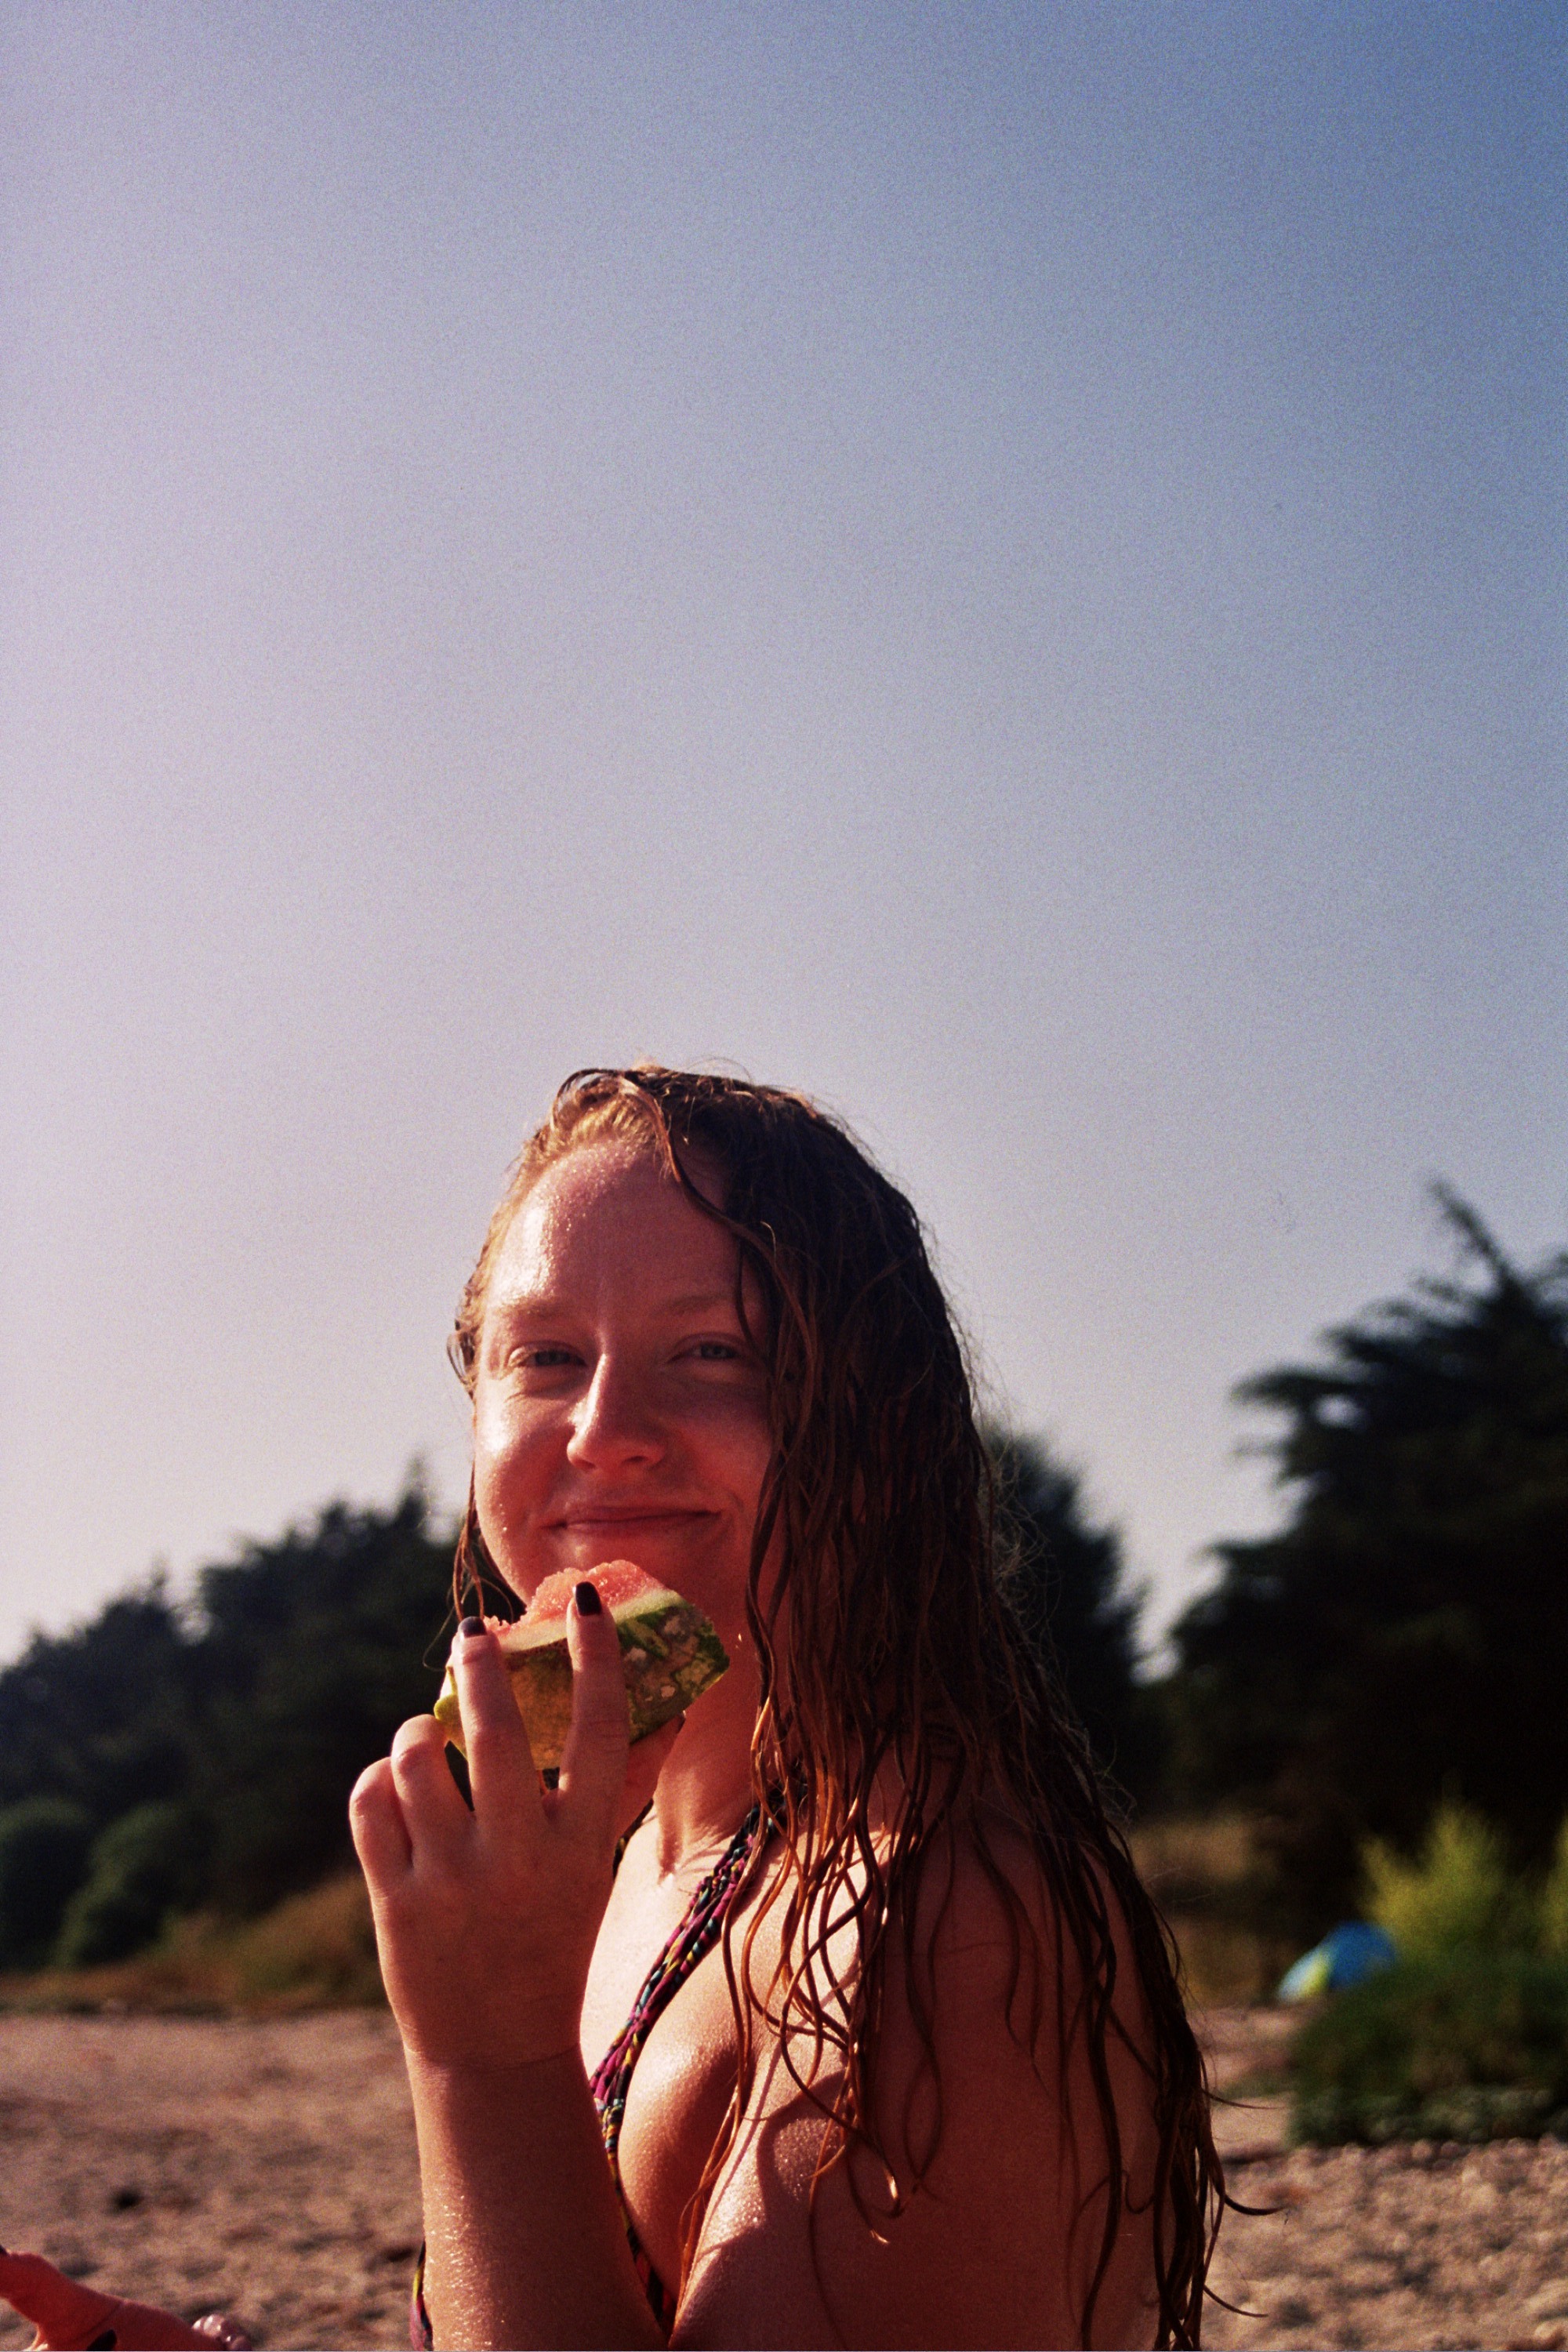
[349,1142,1164,2350]
[473,1138,774,1842]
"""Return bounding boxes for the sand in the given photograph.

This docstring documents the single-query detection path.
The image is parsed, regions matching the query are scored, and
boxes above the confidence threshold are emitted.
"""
[2,2007,1566,2350]
[0,2013,420,2351]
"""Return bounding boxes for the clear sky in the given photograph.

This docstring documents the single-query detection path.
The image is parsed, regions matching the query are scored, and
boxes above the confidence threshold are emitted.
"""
[2,2,1563,1667]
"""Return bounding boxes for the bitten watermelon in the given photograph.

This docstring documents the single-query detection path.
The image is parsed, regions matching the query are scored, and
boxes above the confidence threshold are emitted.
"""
[434,1559,729,1770]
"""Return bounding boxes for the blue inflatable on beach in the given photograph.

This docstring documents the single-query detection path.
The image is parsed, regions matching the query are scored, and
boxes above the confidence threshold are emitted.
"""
[1277,1920,1398,2002]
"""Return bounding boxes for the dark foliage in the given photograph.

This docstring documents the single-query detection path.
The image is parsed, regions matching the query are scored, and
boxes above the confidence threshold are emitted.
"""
[54,1800,210,1967]
[0,1582,198,1826]
[1168,1192,1568,1934]
[192,1490,458,1910]
[989,1432,1158,1802]
[0,1485,455,1955]
[0,1797,95,1967]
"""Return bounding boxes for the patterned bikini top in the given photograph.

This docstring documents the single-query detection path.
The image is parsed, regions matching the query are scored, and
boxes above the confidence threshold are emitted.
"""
[410,1804,760,2348]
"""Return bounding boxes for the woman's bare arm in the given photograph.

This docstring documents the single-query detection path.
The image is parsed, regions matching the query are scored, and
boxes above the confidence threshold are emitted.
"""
[407,2048,662,2350]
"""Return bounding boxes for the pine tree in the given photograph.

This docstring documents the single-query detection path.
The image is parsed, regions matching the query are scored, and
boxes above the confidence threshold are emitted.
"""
[1168,1192,1568,1931]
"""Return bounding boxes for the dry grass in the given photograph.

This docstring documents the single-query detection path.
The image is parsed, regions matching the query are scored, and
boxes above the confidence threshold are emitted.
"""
[1164,1914,1289,2005]
[1,1814,1290,2014]
[0,1874,386,2014]
[1132,1813,1258,1894]
[1131,1813,1294,2004]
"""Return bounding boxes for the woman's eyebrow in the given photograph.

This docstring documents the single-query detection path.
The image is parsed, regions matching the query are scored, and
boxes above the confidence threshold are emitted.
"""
[484,1288,568,1323]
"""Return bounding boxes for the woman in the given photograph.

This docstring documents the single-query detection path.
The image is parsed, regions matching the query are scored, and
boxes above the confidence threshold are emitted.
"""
[353,1066,1221,2350]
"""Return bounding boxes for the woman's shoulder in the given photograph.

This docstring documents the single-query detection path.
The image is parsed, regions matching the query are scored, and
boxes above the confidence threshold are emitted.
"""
[671,1800,1167,2350]
[730,1788,1158,2081]
[891,1800,1163,2128]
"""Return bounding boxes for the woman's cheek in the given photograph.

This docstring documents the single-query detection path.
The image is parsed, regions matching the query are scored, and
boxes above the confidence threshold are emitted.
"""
[471,1409,538,1577]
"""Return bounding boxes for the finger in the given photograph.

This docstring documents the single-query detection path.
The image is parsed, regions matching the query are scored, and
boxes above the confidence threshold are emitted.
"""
[450,1617,543,1820]
[390,1715,474,1857]
[619,1713,684,1837]
[349,1756,412,1888]
[0,2249,119,2335]
[191,2317,256,2350]
[102,2294,236,2350]
[556,1584,633,1838]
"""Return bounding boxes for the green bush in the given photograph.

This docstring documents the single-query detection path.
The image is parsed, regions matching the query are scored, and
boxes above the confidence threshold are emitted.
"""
[1290,1951,1568,2145]
[0,1798,95,1967]
[1363,1802,1530,1958]
[53,1802,208,1967]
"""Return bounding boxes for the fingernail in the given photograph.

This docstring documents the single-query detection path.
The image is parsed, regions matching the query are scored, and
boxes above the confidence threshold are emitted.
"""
[459,1616,485,1639]
[573,1581,602,1616]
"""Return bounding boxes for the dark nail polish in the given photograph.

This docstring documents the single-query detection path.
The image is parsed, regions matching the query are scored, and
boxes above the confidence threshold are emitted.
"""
[459,1616,485,1638]
[574,1581,602,1616]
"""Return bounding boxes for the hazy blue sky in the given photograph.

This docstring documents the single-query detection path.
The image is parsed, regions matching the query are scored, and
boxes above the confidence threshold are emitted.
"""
[3,2,1563,1666]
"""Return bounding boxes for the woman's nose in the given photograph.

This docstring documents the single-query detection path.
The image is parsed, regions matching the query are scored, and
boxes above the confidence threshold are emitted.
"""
[565,1355,666,1468]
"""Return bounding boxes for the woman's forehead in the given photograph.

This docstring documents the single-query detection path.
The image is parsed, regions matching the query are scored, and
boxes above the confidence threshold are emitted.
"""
[488,1138,735,1301]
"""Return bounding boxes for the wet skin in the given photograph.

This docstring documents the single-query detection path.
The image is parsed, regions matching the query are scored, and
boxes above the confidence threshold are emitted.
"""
[471,1140,773,1679]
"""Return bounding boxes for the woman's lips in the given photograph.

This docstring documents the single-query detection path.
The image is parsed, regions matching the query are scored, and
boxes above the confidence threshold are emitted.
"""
[551,1508,717,1537]
[548,1511,718,1569]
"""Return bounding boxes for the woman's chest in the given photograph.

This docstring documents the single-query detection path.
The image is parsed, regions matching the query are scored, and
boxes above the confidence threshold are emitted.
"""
[579,1874,775,2296]
[613,1954,745,2278]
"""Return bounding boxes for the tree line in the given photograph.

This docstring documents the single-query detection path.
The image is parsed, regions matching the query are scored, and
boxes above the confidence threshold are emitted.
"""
[1,1189,1563,1966]
[0,1492,454,1965]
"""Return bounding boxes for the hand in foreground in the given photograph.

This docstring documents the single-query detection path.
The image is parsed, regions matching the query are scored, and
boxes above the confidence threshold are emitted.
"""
[0,2249,251,2350]
[350,1589,680,2072]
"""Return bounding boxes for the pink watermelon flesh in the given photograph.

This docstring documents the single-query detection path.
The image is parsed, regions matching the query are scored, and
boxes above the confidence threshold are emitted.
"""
[524,1559,664,1622]
[434,1559,729,1770]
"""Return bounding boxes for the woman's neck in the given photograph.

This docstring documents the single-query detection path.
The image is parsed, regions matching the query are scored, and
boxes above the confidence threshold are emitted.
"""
[645,1653,759,1884]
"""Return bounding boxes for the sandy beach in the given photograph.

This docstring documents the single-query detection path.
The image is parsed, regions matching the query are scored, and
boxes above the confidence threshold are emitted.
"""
[0,2013,420,2352]
[2,2007,1566,2350]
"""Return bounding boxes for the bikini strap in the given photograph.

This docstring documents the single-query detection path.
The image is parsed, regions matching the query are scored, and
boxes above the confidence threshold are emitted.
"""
[590,1803,760,2159]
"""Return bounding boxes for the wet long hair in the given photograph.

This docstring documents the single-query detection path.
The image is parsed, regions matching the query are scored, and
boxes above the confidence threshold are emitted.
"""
[448,1067,1224,2347]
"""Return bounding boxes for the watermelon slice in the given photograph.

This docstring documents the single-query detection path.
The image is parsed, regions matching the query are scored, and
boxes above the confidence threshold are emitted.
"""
[434,1559,729,1770]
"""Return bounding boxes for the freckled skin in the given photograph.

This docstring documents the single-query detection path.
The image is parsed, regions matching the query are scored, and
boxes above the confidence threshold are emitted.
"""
[474,1144,775,1888]
[472,1141,774,1675]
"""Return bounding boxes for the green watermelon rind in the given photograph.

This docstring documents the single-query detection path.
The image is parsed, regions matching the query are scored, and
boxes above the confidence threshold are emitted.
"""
[434,1589,729,1769]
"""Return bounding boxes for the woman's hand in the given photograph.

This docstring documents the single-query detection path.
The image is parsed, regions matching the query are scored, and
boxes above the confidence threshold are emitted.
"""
[0,2249,252,2350]
[350,1588,678,2073]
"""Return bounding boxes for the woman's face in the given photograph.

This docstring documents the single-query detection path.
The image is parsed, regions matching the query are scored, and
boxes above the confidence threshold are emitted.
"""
[470,1138,772,1653]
